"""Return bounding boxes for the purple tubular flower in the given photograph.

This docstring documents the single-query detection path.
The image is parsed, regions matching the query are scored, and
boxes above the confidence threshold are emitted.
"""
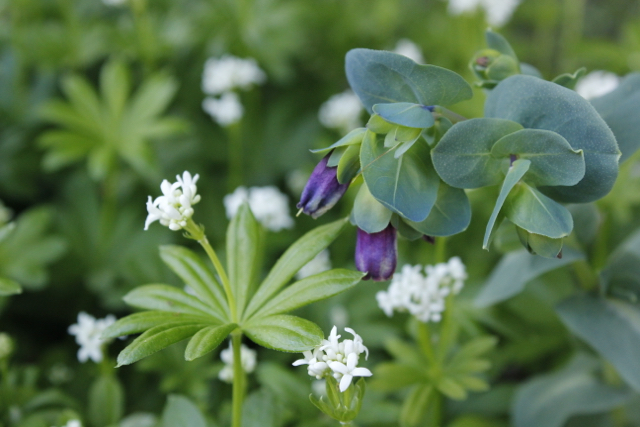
[355,224,397,281]
[297,152,350,219]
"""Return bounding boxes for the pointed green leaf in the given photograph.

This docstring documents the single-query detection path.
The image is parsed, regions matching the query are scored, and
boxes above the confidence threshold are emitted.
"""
[89,375,124,427]
[336,143,361,184]
[102,311,216,340]
[372,103,435,129]
[251,269,364,319]
[556,295,640,391]
[159,245,228,321]
[127,73,178,124]
[483,159,531,249]
[243,314,323,352]
[346,48,473,112]
[0,277,21,296]
[117,323,207,366]
[400,384,434,427]
[367,114,395,133]
[353,183,393,233]
[123,284,218,318]
[244,218,347,319]
[504,183,573,238]
[492,129,585,187]
[227,203,262,318]
[361,130,439,222]
[437,377,467,400]
[485,75,620,203]
[516,227,563,259]
[184,323,237,361]
[432,118,523,189]
[405,182,471,236]
[161,395,207,427]
[371,363,426,391]
[310,128,366,154]
[486,29,518,60]
[61,74,103,126]
[391,214,424,241]
[552,67,586,90]
[100,59,130,119]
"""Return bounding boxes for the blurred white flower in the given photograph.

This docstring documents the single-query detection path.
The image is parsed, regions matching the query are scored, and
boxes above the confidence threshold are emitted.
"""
[218,341,257,383]
[144,171,201,231]
[102,0,126,6]
[202,55,266,96]
[293,326,371,393]
[575,70,620,100]
[286,169,310,195]
[448,0,521,27]
[296,250,331,280]
[68,312,116,363]
[52,420,82,427]
[318,90,363,134]
[393,39,425,63]
[224,186,294,232]
[376,257,467,322]
[202,92,244,126]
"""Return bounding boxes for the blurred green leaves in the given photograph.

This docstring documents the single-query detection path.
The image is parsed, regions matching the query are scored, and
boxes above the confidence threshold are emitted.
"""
[38,59,186,181]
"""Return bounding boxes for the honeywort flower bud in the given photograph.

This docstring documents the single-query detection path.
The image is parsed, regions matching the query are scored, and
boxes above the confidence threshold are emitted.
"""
[355,224,397,281]
[297,152,350,219]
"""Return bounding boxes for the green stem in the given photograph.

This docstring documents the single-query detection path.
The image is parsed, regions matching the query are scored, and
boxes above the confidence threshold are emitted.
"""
[436,295,459,363]
[416,322,436,365]
[199,238,237,321]
[231,333,245,427]
[435,237,447,264]
[227,123,243,192]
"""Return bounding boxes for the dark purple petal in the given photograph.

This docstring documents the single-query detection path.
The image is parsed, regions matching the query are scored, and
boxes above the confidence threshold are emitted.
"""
[422,235,436,245]
[297,152,350,219]
[355,224,397,281]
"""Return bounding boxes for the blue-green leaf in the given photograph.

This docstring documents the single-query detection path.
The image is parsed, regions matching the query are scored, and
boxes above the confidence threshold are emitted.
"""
[405,182,471,236]
[310,128,367,154]
[483,159,531,249]
[372,103,435,129]
[556,295,640,391]
[600,229,640,302]
[432,118,523,189]
[361,131,439,222]
[244,314,323,352]
[492,129,585,187]
[475,247,583,307]
[346,48,473,112]
[485,75,620,203]
[353,183,393,233]
[485,29,518,60]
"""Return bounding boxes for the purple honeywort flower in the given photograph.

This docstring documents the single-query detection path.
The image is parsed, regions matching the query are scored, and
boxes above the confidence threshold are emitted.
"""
[355,224,397,281]
[297,152,350,219]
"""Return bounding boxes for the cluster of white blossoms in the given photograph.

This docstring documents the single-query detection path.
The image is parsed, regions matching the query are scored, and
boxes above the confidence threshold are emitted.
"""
[448,0,521,27]
[293,326,372,393]
[145,171,201,232]
[52,420,82,427]
[295,249,331,280]
[318,90,363,135]
[575,70,620,100]
[393,38,425,64]
[376,257,467,323]
[201,55,266,126]
[218,341,257,383]
[68,312,116,363]
[223,186,294,232]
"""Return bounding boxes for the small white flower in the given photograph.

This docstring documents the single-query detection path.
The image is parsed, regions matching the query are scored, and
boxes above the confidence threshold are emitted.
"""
[223,186,294,232]
[448,0,521,27]
[144,171,201,231]
[329,352,373,392]
[393,39,424,64]
[202,55,266,96]
[575,70,620,100]
[218,341,257,383]
[68,312,116,363]
[318,90,363,134]
[202,92,244,126]
[296,250,331,280]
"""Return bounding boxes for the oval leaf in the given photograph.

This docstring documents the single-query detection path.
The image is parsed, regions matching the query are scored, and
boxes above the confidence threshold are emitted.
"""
[353,183,393,233]
[405,182,471,236]
[184,323,238,361]
[123,284,219,318]
[243,314,323,352]
[485,75,620,203]
[346,48,473,112]
[372,103,435,129]
[89,375,124,427]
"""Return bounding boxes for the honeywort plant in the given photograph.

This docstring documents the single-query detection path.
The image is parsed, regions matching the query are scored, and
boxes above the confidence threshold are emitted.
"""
[103,171,366,427]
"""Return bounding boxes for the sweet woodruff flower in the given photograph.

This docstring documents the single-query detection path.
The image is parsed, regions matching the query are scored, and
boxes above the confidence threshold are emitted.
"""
[393,39,425,64]
[293,326,371,392]
[318,90,363,135]
[575,70,620,100]
[144,171,201,231]
[355,225,397,281]
[218,341,257,383]
[448,0,521,27]
[296,249,332,280]
[202,55,266,96]
[224,186,294,231]
[68,312,116,363]
[376,257,467,322]
[297,153,350,219]
[202,91,244,126]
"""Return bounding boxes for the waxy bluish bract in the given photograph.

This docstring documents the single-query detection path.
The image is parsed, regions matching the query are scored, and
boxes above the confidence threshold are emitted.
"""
[355,224,397,281]
[297,153,350,219]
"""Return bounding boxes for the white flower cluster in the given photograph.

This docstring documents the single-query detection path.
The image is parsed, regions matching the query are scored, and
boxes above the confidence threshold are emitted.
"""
[52,420,82,427]
[68,312,116,363]
[201,55,266,126]
[295,249,331,280]
[376,257,467,323]
[448,0,521,27]
[218,341,257,383]
[224,186,294,232]
[293,326,372,392]
[393,39,425,64]
[318,90,363,135]
[145,171,201,231]
[575,70,620,100]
